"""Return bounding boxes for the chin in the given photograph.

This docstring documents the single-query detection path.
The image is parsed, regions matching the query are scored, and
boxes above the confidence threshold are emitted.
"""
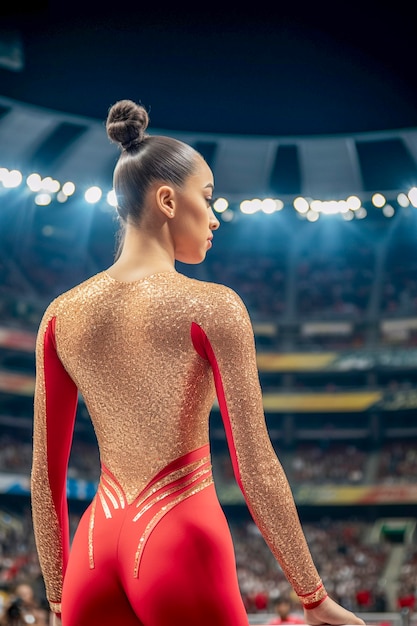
[176,252,207,264]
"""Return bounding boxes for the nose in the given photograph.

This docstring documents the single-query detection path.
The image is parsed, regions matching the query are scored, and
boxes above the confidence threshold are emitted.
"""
[209,208,220,231]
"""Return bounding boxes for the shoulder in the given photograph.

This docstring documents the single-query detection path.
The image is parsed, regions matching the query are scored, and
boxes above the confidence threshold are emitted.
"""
[181,273,247,308]
[180,274,254,342]
[37,272,107,329]
[180,274,251,321]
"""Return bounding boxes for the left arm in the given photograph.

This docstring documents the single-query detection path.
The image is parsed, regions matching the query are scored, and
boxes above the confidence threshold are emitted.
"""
[31,311,79,618]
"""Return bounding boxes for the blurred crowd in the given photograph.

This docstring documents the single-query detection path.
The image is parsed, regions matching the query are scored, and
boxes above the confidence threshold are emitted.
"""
[0,506,413,623]
[232,519,392,615]
[1,435,417,486]
[0,435,416,621]
[2,225,417,339]
[213,440,417,492]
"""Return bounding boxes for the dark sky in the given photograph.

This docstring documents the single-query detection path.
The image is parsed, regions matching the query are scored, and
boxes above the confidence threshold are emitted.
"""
[1,1,417,136]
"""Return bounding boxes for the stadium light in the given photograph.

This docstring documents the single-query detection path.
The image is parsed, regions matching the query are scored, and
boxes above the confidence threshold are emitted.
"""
[372,193,386,208]
[221,209,234,222]
[1,168,23,188]
[293,197,309,214]
[41,177,60,193]
[408,187,417,208]
[107,189,117,207]
[346,195,361,211]
[240,199,261,214]
[213,197,228,213]
[56,191,68,203]
[342,210,355,221]
[62,182,75,196]
[260,198,282,214]
[382,204,395,218]
[397,192,410,207]
[306,209,319,222]
[35,193,52,206]
[355,207,367,219]
[84,186,102,204]
[26,173,42,191]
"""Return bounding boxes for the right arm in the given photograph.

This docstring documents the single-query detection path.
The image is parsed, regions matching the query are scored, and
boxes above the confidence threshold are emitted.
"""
[192,286,364,624]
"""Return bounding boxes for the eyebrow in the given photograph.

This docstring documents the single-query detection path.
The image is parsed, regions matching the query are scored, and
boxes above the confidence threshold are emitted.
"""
[204,183,214,190]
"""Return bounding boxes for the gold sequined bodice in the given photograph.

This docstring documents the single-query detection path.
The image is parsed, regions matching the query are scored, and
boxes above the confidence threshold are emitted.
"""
[54,270,215,503]
[31,269,323,608]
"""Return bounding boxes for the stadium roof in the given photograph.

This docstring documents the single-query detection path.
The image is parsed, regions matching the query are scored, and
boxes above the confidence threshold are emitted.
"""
[0,1,416,137]
[0,2,417,203]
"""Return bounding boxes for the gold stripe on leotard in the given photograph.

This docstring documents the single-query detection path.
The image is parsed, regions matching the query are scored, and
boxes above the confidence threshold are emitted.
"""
[98,487,112,519]
[132,465,212,522]
[133,474,213,578]
[134,455,210,511]
[88,496,97,569]
[101,482,120,510]
[102,472,126,509]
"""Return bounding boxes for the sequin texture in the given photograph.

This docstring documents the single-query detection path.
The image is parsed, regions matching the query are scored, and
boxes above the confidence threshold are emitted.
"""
[31,269,324,607]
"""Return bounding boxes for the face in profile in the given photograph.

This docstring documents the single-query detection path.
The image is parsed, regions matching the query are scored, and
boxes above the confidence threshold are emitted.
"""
[170,156,220,264]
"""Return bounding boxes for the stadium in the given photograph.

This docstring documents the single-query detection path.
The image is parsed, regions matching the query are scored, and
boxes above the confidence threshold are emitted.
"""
[0,4,417,625]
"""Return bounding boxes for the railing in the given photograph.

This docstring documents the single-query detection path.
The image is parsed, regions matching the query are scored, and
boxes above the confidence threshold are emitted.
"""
[248,610,415,626]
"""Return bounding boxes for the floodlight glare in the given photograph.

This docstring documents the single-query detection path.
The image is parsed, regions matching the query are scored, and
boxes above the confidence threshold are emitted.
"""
[62,181,75,196]
[85,186,102,203]
[35,193,52,206]
[408,187,417,208]
[213,197,228,213]
[107,190,117,207]
[293,196,309,213]
[3,169,22,188]
[372,193,386,208]
[27,173,42,191]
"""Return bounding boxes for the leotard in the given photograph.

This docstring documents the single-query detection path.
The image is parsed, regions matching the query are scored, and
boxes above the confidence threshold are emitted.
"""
[31,270,325,625]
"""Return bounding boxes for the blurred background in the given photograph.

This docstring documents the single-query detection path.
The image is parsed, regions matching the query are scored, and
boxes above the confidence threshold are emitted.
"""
[0,2,417,624]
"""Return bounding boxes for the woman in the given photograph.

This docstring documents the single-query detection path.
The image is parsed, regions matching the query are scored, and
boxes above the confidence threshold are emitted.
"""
[31,99,365,626]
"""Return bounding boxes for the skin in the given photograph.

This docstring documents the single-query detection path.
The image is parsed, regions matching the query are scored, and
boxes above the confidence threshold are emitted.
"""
[107,154,220,282]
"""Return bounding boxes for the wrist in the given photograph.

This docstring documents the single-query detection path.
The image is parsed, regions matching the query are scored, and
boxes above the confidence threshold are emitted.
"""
[49,600,62,616]
[298,581,328,610]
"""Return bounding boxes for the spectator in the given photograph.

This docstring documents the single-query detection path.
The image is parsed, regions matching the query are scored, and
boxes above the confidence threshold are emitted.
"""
[268,596,305,624]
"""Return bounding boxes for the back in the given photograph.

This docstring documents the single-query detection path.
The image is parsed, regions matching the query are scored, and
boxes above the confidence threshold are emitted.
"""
[52,270,217,502]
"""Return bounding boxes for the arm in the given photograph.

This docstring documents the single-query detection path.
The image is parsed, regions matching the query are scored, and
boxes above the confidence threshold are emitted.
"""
[191,288,363,624]
[31,312,78,618]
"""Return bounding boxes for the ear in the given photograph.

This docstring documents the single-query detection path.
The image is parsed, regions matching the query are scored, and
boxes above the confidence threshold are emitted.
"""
[155,185,176,219]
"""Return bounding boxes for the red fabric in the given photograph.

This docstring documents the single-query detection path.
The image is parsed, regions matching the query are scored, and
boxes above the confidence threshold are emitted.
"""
[398,594,416,609]
[191,322,243,492]
[62,445,249,626]
[254,592,268,610]
[356,589,372,607]
[43,317,78,575]
[45,319,252,624]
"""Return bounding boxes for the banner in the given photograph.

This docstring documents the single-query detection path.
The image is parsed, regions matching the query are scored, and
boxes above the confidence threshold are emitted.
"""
[0,472,98,500]
[215,482,417,505]
[0,371,35,395]
[0,328,36,351]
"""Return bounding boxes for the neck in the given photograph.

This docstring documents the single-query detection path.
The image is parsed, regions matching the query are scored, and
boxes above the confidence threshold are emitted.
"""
[108,222,176,281]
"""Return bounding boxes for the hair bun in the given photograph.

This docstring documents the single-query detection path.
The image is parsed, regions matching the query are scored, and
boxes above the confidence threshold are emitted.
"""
[106,99,149,151]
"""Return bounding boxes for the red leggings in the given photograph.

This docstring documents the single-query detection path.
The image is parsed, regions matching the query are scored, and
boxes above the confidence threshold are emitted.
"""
[61,444,249,625]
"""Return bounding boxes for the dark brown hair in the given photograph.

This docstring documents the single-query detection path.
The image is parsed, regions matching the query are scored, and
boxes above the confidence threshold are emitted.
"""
[106,99,199,225]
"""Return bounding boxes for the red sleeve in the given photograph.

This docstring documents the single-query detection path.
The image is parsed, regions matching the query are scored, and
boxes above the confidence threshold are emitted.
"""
[190,288,324,600]
[31,314,79,614]
[191,320,243,493]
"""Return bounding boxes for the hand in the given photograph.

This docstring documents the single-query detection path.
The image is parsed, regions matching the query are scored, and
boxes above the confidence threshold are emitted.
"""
[50,613,62,626]
[303,596,365,625]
